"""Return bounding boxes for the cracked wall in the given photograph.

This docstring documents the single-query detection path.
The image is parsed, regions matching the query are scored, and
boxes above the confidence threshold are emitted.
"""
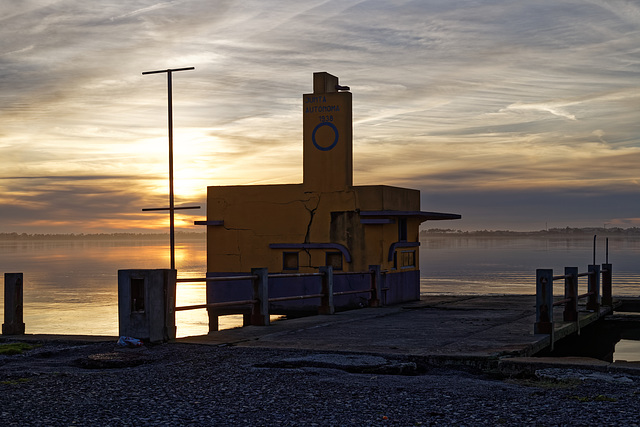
[205,182,421,273]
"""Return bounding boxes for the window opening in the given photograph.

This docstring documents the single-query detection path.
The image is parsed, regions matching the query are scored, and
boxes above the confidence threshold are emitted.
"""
[283,252,299,270]
[401,250,416,268]
[398,218,407,241]
[131,278,145,313]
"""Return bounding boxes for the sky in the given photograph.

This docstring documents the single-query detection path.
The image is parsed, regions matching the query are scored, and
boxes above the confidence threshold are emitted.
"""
[1,0,639,233]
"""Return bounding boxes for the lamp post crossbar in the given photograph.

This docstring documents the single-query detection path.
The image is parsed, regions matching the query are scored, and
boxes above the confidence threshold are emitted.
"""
[142,206,201,212]
[142,66,195,270]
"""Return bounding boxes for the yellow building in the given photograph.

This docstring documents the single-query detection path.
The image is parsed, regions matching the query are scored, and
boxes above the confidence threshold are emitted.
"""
[201,72,460,316]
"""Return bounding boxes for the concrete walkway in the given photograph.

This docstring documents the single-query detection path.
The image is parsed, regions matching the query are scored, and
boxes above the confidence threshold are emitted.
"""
[178,294,639,373]
[181,295,547,359]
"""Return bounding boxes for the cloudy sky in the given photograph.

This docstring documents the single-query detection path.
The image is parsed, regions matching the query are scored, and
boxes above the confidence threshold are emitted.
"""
[1,0,639,233]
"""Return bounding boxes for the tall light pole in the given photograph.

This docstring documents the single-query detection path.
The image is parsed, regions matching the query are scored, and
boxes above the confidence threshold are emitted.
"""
[142,67,199,270]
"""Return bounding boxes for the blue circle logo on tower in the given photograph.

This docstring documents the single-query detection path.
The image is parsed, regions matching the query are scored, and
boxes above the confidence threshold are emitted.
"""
[312,122,339,151]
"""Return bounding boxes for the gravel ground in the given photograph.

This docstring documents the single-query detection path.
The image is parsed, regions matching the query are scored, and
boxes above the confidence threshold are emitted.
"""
[1,340,639,426]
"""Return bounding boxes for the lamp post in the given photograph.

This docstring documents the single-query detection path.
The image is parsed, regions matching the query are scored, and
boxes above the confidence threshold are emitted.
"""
[142,67,199,270]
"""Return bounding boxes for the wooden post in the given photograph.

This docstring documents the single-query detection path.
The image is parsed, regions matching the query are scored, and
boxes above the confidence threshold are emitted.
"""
[318,266,335,315]
[535,269,554,334]
[368,265,382,307]
[2,273,25,335]
[602,263,612,307]
[587,264,600,311]
[250,268,269,326]
[563,267,578,321]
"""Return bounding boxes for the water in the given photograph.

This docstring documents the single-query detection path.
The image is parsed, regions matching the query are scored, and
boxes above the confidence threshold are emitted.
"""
[1,234,639,358]
[0,236,213,338]
[421,235,640,296]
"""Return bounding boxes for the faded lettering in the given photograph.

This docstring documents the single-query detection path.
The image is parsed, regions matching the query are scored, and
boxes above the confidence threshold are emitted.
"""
[304,105,340,114]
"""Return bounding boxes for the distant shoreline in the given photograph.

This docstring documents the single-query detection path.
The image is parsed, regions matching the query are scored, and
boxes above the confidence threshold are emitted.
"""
[0,231,206,241]
[422,227,640,238]
[3,227,640,240]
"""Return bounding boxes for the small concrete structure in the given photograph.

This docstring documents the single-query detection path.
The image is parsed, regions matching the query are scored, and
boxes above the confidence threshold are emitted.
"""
[201,72,460,324]
[118,269,176,342]
[2,273,25,335]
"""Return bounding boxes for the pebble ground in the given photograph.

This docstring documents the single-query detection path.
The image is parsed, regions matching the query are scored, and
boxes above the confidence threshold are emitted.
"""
[1,341,639,426]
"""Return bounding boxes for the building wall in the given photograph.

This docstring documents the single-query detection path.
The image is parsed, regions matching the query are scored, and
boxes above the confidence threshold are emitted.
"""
[206,183,421,274]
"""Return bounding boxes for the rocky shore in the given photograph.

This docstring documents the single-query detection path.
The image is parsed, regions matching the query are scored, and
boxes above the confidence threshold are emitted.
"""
[1,340,639,426]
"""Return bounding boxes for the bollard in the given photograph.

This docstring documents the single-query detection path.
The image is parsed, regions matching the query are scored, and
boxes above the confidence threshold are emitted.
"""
[368,265,382,307]
[318,266,335,315]
[250,268,270,326]
[563,267,578,321]
[535,269,554,334]
[2,273,25,335]
[587,264,600,311]
[601,263,612,307]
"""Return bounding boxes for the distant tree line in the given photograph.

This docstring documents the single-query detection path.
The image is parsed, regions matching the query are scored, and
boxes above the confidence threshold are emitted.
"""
[0,232,206,240]
[421,227,640,237]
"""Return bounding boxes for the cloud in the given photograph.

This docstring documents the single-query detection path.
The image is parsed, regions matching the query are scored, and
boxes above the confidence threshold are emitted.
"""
[111,1,179,21]
[500,102,577,121]
[1,0,639,232]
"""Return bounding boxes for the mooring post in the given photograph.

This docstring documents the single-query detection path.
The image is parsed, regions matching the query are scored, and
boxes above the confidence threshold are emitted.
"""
[563,267,578,321]
[601,263,612,307]
[535,269,554,334]
[2,273,25,335]
[368,264,382,307]
[250,268,269,326]
[587,264,601,311]
[318,266,335,315]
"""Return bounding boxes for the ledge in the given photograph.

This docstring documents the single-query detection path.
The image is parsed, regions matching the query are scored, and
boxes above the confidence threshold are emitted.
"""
[194,220,224,226]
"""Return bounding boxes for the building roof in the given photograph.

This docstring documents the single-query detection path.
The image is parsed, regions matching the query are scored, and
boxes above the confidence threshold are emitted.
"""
[358,210,461,223]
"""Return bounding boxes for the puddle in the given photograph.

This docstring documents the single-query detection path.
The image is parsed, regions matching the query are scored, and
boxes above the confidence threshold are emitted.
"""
[537,313,640,362]
[610,312,640,362]
[614,339,640,363]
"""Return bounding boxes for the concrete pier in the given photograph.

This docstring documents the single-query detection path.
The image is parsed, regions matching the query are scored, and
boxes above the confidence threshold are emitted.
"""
[179,294,618,370]
[3,295,622,372]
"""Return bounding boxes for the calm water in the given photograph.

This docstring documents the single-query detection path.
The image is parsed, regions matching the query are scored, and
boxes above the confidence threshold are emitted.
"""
[421,235,640,296]
[1,235,639,358]
[0,237,211,338]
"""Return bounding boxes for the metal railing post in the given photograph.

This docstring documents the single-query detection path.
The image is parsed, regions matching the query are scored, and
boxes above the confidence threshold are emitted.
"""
[368,265,382,307]
[535,269,554,334]
[2,273,25,335]
[318,266,335,315]
[587,264,600,311]
[250,268,270,326]
[602,263,612,307]
[207,309,220,333]
[563,267,578,321]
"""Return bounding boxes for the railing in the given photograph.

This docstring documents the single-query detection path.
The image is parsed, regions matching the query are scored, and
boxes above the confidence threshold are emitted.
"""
[174,265,385,331]
[534,263,613,335]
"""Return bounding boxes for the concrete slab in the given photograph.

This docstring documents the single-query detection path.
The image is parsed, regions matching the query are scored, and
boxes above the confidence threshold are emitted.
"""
[0,334,117,344]
[179,295,549,359]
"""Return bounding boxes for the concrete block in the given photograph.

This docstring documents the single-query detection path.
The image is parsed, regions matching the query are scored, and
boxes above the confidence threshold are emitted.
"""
[118,269,176,342]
